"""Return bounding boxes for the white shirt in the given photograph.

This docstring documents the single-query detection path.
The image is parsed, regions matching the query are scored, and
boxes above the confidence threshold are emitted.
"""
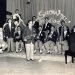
[45,22,48,28]
[64,31,67,37]
[13,13,20,20]
[49,31,53,38]
[74,29,75,32]
[13,13,26,27]
[9,22,11,31]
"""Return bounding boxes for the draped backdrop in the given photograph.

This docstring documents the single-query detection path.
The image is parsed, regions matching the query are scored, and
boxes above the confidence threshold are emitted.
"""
[7,0,75,29]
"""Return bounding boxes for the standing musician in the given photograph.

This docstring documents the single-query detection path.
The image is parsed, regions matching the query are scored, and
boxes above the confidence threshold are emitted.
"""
[13,9,26,27]
[32,16,39,34]
[34,26,45,54]
[57,20,70,54]
[22,20,36,61]
[43,25,58,54]
[4,17,15,52]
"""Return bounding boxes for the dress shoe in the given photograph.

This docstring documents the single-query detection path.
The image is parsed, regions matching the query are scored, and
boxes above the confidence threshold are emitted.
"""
[27,59,30,61]
[46,52,50,54]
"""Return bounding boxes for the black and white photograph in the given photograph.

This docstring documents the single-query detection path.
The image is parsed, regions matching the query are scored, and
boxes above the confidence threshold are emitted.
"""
[0,0,75,75]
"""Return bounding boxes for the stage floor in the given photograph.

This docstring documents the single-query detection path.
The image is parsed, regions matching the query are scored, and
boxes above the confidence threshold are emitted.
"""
[0,51,75,75]
[0,51,72,62]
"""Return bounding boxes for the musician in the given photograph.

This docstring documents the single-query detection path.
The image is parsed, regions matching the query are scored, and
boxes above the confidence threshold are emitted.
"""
[13,9,21,24]
[32,16,39,34]
[4,17,15,52]
[34,26,45,54]
[42,17,52,32]
[13,16,26,52]
[13,9,26,27]
[43,26,58,54]
[14,23,22,53]
[57,20,70,54]
[22,20,36,61]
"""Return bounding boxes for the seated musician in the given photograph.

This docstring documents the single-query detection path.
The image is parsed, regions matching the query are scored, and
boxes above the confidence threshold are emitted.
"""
[14,25,22,53]
[43,25,58,54]
[22,20,36,61]
[57,20,70,54]
[34,26,45,54]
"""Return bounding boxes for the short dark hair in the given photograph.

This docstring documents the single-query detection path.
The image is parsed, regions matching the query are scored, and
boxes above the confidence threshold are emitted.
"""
[60,19,65,24]
[27,20,32,26]
[32,16,36,20]
[15,9,19,12]
[32,16,36,18]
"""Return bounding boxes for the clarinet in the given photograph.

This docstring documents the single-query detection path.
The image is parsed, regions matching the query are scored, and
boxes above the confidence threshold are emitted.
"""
[44,31,49,42]
[36,30,42,40]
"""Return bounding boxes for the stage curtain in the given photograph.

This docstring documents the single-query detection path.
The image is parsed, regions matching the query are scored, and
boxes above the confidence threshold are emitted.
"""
[7,0,75,29]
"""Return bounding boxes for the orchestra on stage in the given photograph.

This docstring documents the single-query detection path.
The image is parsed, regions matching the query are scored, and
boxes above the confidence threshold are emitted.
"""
[2,9,75,61]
